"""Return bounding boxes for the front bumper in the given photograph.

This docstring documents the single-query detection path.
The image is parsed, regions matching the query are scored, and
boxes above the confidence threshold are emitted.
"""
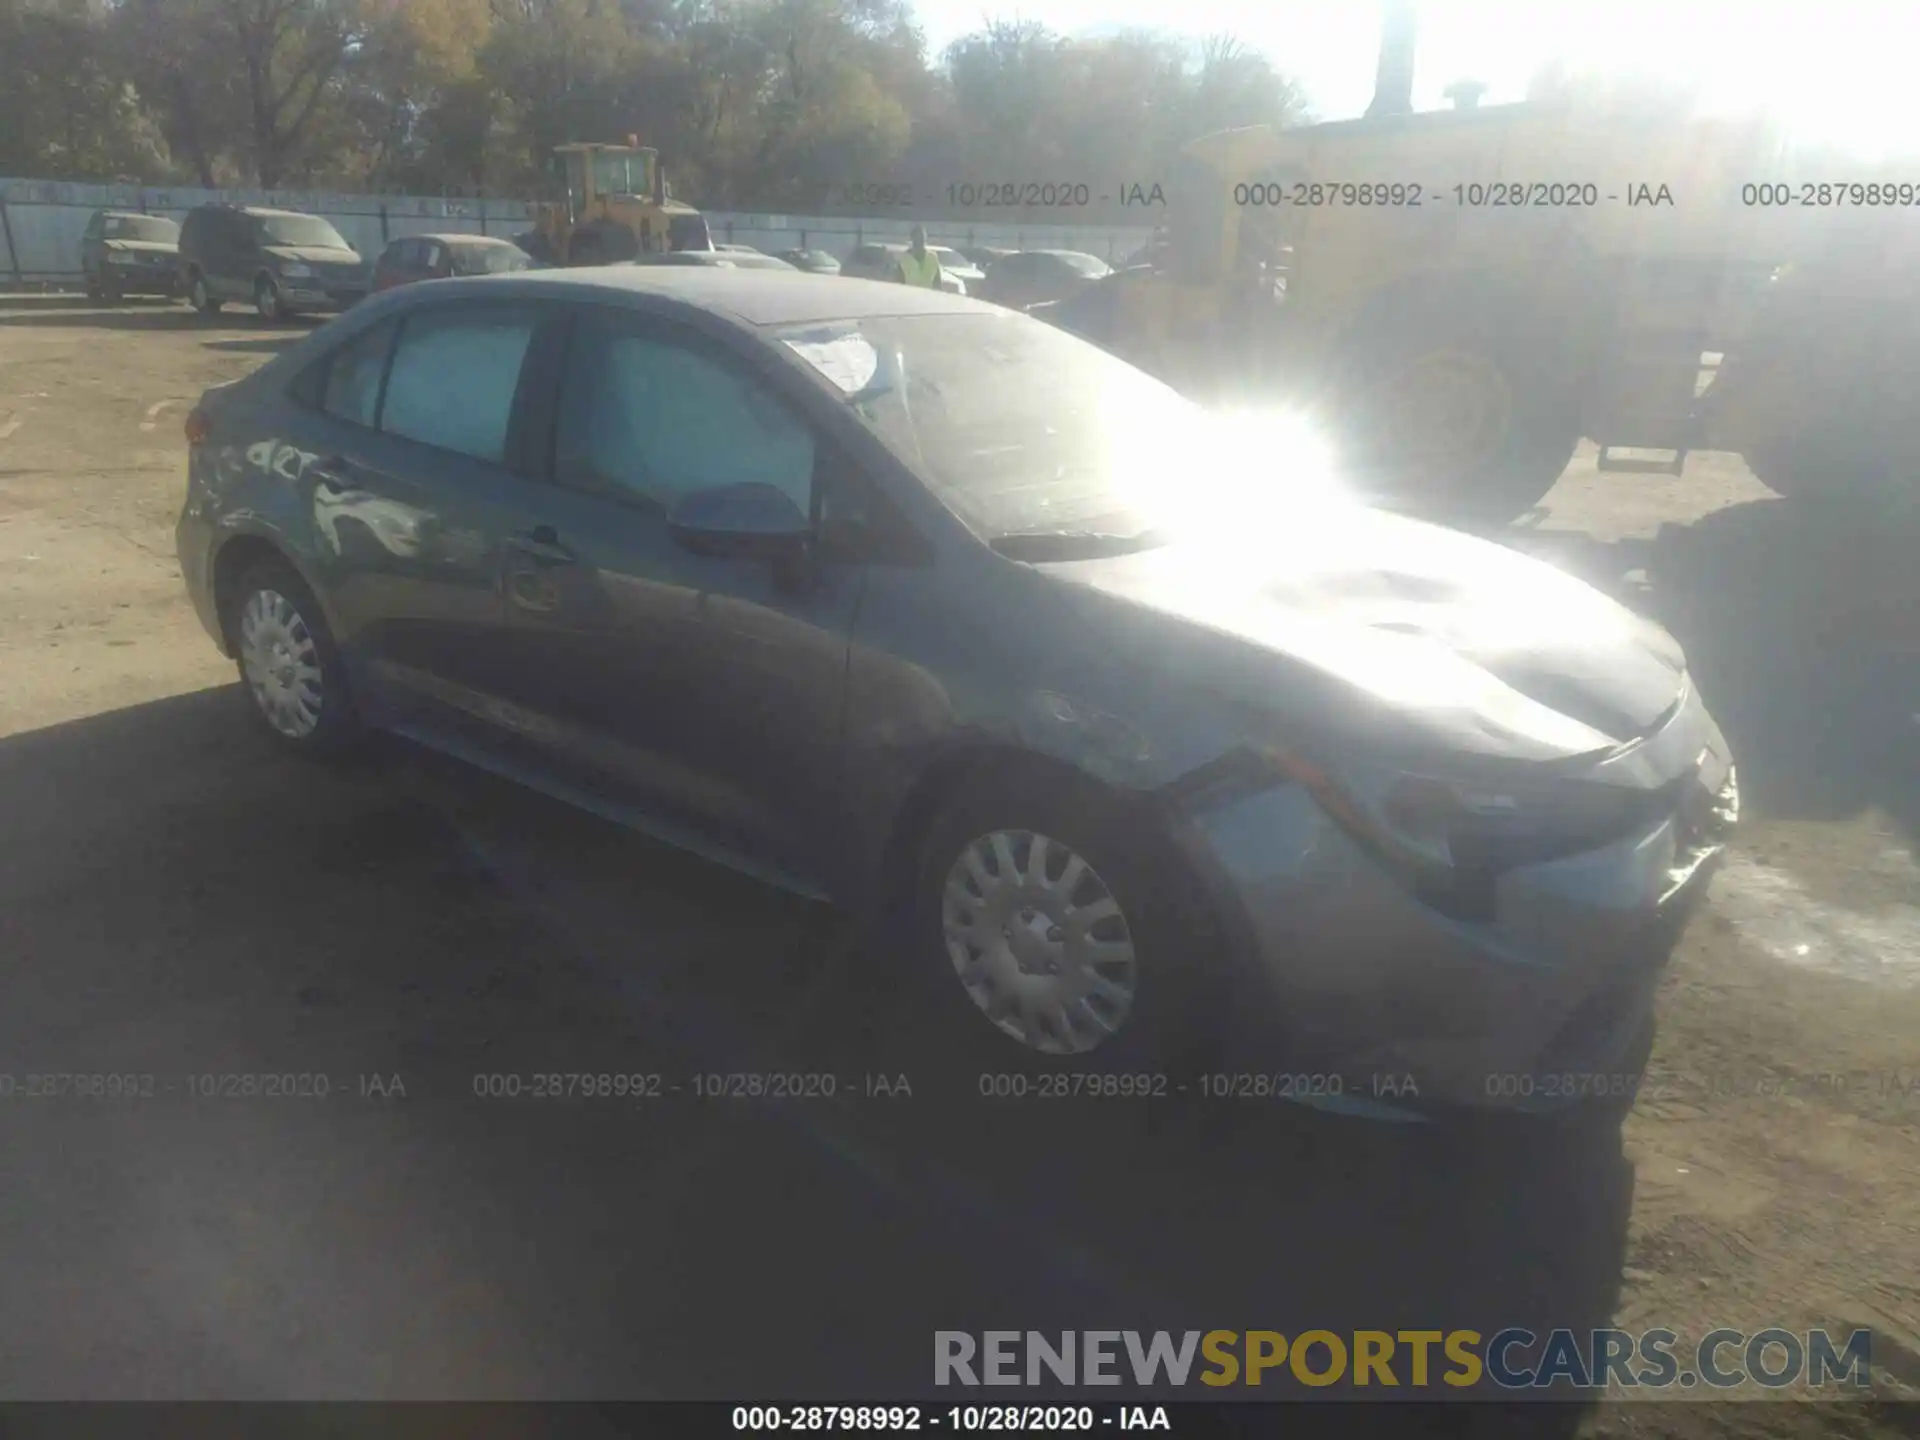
[1172,688,1736,1117]
[99,260,179,293]
[278,281,367,311]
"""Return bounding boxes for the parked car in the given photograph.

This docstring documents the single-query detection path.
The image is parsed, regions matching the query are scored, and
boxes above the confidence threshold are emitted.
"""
[628,250,797,270]
[778,249,842,274]
[929,247,985,292]
[373,234,534,291]
[955,244,1016,270]
[178,204,369,320]
[978,249,1113,310]
[840,242,970,295]
[175,267,1736,1126]
[80,210,181,300]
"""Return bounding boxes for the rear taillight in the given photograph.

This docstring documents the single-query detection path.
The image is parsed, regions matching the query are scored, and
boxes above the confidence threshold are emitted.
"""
[183,406,211,446]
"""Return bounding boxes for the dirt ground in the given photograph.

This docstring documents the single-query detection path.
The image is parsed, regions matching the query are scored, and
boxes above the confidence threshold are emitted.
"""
[0,295,1915,1429]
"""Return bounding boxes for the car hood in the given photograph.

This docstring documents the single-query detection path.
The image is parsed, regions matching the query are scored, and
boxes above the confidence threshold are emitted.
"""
[1040,506,1690,765]
[103,240,178,256]
[264,245,364,267]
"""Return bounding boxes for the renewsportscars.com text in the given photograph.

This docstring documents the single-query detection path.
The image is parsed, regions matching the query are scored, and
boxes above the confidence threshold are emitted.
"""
[934,1328,1872,1391]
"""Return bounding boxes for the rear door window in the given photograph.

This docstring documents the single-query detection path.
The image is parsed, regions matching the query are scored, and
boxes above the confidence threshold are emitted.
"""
[320,318,399,428]
[379,305,539,463]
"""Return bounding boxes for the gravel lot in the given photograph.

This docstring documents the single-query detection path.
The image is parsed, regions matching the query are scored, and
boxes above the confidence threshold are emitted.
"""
[1,296,1915,1429]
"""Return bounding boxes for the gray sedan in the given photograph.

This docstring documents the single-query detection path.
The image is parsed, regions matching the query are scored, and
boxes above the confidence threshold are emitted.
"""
[173,267,1735,1125]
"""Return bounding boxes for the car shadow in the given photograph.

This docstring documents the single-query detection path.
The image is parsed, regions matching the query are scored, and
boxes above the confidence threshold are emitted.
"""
[201,336,307,354]
[0,306,231,332]
[0,685,1627,1419]
[1507,494,1920,847]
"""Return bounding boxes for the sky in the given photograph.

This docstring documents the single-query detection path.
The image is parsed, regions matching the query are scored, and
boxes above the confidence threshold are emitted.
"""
[907,1,1912,156]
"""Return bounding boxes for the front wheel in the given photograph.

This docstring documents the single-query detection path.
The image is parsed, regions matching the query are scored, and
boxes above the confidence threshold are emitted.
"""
[912,770,1217,1068]
[226,557,362,755]
[254,275,286,322]
[189,272,222,316]
[1332,300,1583,525]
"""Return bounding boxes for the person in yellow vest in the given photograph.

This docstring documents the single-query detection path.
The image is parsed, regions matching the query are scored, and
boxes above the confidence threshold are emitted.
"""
[895,226,942,288]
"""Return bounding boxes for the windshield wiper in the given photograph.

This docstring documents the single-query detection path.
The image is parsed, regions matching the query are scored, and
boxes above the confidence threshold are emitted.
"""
[989,528,1170,561]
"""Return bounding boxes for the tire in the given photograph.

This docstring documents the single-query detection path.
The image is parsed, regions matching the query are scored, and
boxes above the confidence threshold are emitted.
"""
[568,230,610,267]
[909,766,1219,1071]
[223,556,362,756]
[254,275,285,322]
[1742,425,1913,510]
[189,271,222,316]
[1332,293,1583,525]
[568,221,638,268]
[84,273,104,301]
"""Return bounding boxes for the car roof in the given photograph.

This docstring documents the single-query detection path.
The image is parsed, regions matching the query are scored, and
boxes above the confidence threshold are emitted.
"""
[398,266,990,328]
[396,233,521,246]
[97,210,167,221]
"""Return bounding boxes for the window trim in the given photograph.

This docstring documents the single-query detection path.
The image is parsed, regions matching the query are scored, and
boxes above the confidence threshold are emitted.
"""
[295,312,399,423]
[291,300,558,472]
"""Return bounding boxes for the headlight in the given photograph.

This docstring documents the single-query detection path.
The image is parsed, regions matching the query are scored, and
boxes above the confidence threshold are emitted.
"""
[1262,748,1654,875]
[278,262,314,278]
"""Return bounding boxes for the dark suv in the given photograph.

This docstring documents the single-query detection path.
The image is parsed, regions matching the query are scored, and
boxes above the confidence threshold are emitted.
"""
[80,210,181,300]
[178,204,369,321]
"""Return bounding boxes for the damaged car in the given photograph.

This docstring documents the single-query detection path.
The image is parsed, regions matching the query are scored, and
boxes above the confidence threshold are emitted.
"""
[173,268,1735,1125]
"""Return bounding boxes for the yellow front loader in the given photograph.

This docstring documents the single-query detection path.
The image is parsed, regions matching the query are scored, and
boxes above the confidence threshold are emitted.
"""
[1059,2,1913,520]
[524,141,714,266]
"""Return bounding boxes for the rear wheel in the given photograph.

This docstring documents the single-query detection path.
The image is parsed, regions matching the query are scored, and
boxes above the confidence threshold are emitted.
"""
[225,557,362,755]
[1742,413,1913,509]
[1332,296,1583,525]
[189,271,222,316]
[1745,441,1886,502]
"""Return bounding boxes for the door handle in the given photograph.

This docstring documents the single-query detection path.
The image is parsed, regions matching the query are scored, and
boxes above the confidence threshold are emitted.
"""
[309,457,352,490]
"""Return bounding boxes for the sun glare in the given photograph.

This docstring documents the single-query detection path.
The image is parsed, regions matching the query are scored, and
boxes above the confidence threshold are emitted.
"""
[1435,1,1918,162]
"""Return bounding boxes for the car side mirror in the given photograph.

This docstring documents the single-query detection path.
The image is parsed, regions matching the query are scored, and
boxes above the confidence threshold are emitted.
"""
[667,482,810,561]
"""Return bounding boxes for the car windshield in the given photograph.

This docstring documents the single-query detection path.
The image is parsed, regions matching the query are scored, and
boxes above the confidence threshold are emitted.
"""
[929,248,971,269]
[103,215,178,243]
[1053,252,1111,277]
[776,311,1338,546]
[452,243,531,275]
[256,215,350,250]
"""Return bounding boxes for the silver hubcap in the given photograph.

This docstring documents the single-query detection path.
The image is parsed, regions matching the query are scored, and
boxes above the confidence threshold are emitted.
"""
[192,277,207,307]
[257,282,277,318]
[238,588,324,738]
[941,830,1138,1055]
